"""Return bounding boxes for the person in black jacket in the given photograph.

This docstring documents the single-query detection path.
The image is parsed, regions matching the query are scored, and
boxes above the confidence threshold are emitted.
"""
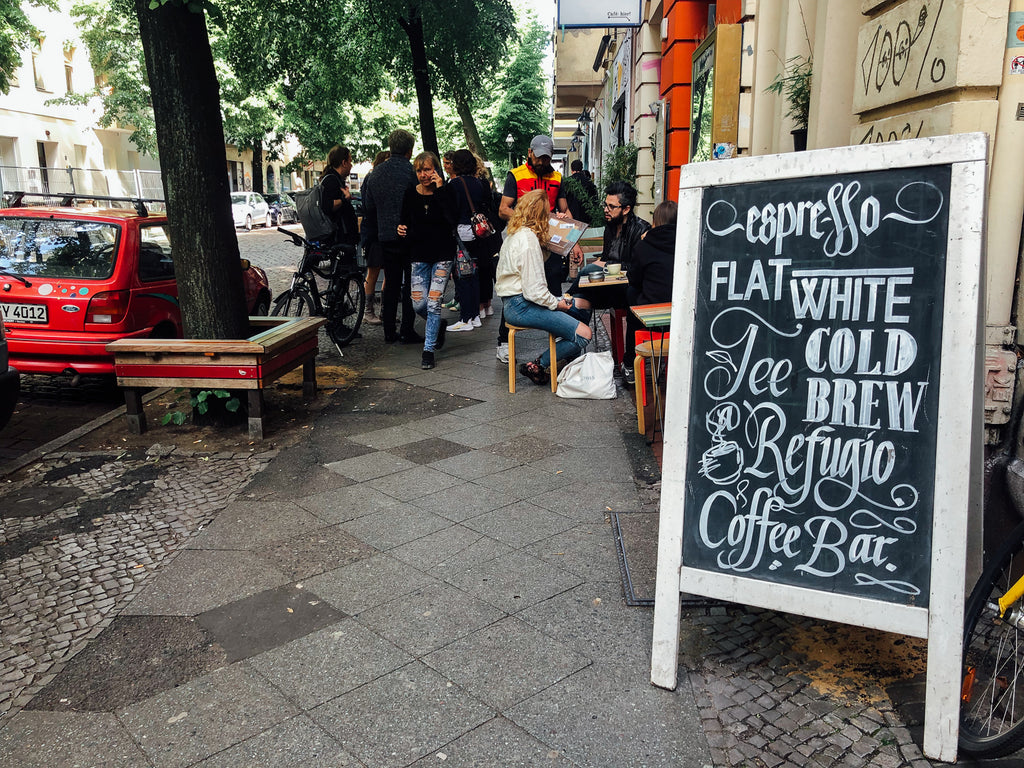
[562,159,599,223]
[319,145,358,247]
[623,199,677,384]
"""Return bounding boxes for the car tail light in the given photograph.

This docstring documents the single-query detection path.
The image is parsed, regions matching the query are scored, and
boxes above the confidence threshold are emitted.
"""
[86,290,130,324]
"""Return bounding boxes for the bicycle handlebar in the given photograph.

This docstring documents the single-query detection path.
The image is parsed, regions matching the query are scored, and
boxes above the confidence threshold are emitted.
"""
[277,227,357,261]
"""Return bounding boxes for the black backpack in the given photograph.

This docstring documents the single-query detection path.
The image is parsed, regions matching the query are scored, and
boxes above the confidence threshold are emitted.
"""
[294,179,337,243]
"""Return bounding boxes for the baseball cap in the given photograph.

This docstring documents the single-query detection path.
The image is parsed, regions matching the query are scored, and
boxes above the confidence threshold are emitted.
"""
[530,135,555,158]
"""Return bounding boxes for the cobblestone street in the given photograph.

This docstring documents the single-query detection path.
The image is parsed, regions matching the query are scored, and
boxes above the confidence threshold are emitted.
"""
[0,447,273,721]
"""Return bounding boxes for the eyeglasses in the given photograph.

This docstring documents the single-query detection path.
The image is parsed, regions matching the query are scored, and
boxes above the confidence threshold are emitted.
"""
[603,202,622,211]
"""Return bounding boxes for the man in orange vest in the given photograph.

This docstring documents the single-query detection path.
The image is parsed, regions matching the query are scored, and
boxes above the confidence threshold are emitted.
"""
[494,135,581,363]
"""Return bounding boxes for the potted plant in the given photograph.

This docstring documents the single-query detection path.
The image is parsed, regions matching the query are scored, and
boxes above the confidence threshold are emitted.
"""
[766,55,812,151]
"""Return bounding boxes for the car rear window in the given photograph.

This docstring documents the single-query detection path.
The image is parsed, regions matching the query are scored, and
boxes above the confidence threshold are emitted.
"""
[0,217,120,280]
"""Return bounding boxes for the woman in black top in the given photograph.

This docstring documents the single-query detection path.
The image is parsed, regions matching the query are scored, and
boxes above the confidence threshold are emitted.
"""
[444,149,492,331]
[397,151,453,369]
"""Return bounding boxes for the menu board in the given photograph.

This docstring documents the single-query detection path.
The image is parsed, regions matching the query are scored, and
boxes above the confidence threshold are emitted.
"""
[682,167,951,606]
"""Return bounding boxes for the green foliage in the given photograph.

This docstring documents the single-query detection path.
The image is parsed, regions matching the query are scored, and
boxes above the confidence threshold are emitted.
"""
[766,55,811,129]
[0,0,56,95]
[481,17,549,167]
[597,142,639,189]
[51,0,158,154]
[560,175,604,227]
[159,388,239,426]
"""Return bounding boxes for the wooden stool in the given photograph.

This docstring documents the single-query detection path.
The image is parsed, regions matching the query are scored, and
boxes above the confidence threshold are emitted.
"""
[634,337,669,434]
[507,324,558,394]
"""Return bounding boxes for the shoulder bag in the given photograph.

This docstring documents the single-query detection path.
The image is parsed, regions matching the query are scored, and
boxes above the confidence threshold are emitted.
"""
[459,177,496,239]
[454,234,477,278]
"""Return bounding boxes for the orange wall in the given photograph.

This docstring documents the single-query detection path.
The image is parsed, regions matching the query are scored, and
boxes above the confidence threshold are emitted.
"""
[661,0,745,201]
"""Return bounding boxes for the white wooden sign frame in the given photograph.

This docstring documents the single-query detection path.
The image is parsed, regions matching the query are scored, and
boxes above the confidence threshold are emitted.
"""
[650,134,987,762]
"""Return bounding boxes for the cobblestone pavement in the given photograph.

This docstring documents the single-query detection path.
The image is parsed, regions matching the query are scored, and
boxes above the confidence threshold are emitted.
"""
[0,446,273,723]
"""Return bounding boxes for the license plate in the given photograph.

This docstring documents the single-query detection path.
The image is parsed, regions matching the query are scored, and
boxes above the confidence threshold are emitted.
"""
[1,302,48,324]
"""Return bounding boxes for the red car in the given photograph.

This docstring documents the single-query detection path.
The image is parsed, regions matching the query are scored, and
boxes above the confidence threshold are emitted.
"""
[0,203,271,377]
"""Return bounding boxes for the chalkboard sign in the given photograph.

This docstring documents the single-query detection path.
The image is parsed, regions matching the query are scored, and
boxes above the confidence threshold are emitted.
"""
[684,166,950,604]
[651,135,987,762]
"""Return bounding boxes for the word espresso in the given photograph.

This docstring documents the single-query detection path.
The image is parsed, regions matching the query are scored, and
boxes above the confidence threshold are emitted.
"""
[685,172,948,603]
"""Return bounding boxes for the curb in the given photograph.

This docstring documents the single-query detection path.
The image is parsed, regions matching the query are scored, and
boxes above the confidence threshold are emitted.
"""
[0,387,170,479]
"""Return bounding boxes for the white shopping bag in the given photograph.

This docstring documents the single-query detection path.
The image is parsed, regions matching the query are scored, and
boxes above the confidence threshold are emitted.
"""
[555,351,617,399]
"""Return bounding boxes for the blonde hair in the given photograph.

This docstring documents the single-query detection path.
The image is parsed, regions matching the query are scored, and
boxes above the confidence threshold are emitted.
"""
[507,189,549,244]
[413,151,439,172]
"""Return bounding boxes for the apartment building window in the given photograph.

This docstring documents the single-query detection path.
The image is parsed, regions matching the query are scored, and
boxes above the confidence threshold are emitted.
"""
[64,47,75,93]
[32,37,46,91]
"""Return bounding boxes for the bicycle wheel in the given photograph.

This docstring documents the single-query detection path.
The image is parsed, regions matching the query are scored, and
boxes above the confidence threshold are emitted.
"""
[325,274,365,348]
[270,287,315,318]
[960,520,1024,757]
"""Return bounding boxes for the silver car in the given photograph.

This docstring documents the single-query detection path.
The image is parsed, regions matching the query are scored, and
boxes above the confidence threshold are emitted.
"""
[230,191,270,231]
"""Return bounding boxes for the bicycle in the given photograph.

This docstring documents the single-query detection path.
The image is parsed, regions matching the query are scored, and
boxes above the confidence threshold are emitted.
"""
[960,516,1024,757]
[272,227,365,352]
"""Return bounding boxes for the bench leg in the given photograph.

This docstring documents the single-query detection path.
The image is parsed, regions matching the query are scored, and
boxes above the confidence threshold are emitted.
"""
[303,357,317,400]
[248,390,265,441]
[124,388,147,435]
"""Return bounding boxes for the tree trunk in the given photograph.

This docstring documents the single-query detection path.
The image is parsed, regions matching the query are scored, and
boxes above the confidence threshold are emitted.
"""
[134,0,249,342]
[454,92,486,161]
[251,139,264,193]
[398,9,439,158]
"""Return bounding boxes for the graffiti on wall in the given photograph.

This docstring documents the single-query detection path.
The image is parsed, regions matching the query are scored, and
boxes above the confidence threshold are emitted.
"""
[855,0,952,113]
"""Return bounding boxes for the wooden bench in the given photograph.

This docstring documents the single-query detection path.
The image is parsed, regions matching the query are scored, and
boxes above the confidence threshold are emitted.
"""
[106,316,326,440]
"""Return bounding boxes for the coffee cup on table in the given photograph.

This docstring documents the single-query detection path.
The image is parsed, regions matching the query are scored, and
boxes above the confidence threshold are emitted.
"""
[605,263,622,276]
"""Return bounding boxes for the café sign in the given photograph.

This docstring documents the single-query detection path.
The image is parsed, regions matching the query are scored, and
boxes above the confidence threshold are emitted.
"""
[651,134,987,762]
[557,0,642,28]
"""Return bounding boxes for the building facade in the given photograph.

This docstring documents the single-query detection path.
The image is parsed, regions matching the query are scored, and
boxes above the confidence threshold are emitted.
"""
[554,0,1024,440]
[0,1,302,201]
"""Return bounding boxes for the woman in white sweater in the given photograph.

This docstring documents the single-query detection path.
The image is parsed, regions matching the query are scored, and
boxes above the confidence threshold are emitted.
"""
[495,189,593,385]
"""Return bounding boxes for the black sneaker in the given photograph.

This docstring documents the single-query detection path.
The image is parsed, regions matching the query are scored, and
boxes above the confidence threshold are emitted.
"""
[421,351,435,370]
[620,362,636,386]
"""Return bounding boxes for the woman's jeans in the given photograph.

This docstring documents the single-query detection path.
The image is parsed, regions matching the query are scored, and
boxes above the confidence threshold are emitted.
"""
[501,294,591,367]
[411,260,453,351]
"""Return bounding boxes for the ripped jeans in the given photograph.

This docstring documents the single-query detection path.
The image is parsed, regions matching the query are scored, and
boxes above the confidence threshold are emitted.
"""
[501,293,591,367]
[411,260,453,351]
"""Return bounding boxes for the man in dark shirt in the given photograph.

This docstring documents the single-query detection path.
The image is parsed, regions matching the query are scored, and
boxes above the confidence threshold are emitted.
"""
[562,159,599,223]
[319,145,358,247]
[361,129,422,343]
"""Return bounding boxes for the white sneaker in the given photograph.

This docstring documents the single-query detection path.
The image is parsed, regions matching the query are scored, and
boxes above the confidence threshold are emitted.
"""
[485,306,494,317]
[496,342,509,363]
[471,316,482,327]
[448,320,475,332]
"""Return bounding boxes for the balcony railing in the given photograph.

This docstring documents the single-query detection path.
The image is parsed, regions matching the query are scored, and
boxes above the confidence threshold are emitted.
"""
[0,165,165,201]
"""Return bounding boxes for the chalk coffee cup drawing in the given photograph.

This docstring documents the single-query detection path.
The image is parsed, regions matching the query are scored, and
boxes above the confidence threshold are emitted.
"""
[604,263,622,276]
[699,440,744,484]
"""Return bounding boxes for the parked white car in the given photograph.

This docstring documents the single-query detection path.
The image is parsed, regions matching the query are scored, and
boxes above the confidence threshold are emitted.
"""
[231,192,270,231]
